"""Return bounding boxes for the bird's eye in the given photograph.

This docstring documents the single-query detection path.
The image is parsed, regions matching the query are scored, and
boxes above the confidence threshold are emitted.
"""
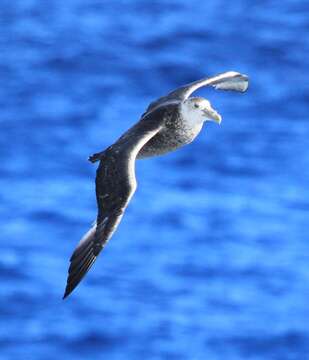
[194,104,199,108]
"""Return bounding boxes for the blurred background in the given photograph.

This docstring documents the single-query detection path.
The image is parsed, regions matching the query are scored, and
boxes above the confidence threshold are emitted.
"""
[1,0,309,359]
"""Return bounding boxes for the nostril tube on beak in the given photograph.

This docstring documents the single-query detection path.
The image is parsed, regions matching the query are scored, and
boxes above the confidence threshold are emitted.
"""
[203,108,222,124]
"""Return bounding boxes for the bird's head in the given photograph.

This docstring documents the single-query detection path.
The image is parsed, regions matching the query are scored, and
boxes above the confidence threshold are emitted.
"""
[182,97,222,125]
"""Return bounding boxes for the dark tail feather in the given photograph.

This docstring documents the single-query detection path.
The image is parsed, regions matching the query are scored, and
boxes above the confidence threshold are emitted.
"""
[88,151,104,163]
[63,224,98,299]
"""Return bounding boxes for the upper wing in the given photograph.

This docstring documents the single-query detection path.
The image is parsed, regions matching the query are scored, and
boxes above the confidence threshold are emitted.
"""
[168,71,249,100]
[144,71,248,116]
[63,112,164,298]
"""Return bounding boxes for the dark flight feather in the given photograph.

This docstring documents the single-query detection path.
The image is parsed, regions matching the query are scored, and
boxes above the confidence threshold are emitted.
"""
[63,112,165,298]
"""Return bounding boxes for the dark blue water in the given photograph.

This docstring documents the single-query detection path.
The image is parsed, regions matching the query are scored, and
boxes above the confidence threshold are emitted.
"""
[1,1,309,359]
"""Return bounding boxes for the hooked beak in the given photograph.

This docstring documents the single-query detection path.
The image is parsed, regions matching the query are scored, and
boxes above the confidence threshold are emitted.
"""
[203,107,222,124]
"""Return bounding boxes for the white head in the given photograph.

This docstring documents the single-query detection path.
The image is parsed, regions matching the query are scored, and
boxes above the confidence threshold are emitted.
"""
[181,97,222,126]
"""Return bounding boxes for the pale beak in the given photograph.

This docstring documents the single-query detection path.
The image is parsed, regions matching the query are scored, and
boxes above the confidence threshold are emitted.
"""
[203,107,222,124]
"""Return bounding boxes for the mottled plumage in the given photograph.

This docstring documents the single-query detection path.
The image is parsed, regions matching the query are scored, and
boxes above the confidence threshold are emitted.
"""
[63,71,249,298]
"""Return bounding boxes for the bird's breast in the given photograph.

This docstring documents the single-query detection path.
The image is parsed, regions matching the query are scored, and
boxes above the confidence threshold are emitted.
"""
[137,112,203,159]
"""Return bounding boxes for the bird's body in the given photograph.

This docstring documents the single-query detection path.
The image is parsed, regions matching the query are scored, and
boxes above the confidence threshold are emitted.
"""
[138,102,203,158]
[63,71,249,298]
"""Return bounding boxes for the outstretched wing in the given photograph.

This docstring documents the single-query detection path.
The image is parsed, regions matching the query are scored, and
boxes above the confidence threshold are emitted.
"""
[169,71,249,100]
[146,71,248,115]
[63,112,164,298]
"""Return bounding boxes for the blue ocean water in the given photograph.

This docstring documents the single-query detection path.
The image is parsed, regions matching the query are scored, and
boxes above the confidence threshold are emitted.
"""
[1,0,309,359]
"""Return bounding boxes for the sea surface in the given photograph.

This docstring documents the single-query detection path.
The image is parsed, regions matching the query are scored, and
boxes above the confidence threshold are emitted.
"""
[1,1,309,359]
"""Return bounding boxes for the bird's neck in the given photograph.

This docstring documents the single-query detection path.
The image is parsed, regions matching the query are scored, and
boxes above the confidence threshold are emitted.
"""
[180,103,204,129]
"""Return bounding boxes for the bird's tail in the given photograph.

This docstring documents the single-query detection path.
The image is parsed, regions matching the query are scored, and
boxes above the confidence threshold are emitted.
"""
[63,223,98,299]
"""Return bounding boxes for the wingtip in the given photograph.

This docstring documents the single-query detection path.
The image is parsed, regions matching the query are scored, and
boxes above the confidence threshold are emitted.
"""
[62,286,72,300]
[213,71,249,92]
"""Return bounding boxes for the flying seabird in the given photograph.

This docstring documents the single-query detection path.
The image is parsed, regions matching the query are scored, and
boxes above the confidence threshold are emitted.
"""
[63,71,249,299]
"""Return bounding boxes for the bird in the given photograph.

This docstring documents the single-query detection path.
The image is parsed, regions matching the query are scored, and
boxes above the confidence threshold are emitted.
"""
[63,71,249,299]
